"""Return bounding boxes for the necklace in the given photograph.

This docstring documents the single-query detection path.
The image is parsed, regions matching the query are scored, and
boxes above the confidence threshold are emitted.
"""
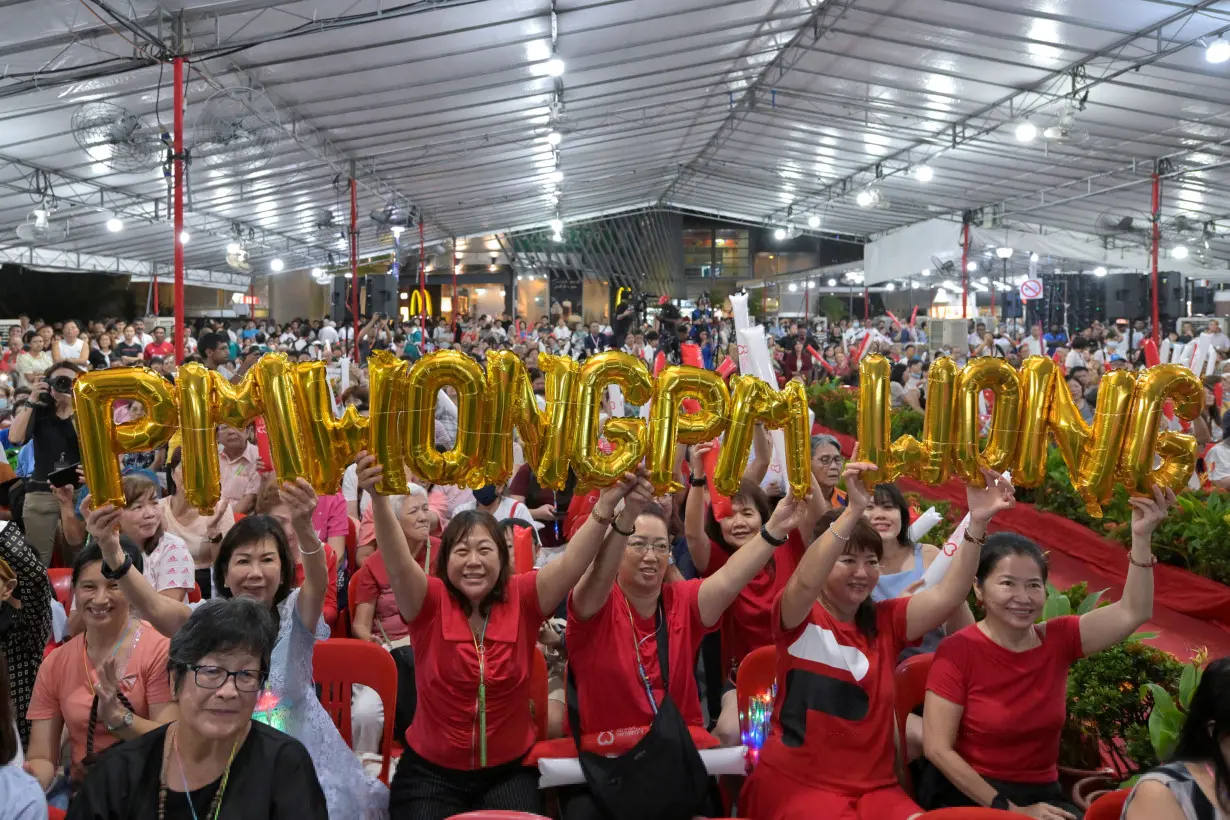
[81,617,134,692]
[158,725,242,820]
[470,612,491,768]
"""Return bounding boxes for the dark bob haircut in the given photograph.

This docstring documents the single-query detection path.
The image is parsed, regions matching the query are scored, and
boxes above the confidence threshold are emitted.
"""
[814,509,883,639]
[436,509,511,618]
[704,479,772,554]
[212,514,296,610]
[167,597,277,695]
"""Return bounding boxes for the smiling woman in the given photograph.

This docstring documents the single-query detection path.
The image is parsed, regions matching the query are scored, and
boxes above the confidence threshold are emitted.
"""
[67,598,328,820]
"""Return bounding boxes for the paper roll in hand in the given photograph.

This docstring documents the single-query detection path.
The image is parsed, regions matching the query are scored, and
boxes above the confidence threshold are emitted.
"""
[907,507,943,543]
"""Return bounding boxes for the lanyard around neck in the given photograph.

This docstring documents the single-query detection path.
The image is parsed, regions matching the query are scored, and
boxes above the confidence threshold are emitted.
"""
[471,611,491,767]
[623,599,662,716]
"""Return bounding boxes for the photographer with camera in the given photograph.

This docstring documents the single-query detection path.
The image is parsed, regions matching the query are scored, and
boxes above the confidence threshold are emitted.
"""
[8,362,82,566]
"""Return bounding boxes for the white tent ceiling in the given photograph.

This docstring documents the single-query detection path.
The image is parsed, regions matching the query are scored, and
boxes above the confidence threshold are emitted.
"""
[2,0,1230,281]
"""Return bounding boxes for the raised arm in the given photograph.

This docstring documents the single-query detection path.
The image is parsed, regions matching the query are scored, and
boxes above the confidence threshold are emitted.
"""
[83,501,191,638]
[746,422,771,487]
[538,471,644,614]
[355,452,429,622]
[280,479,327,632]
[779,459,876,631]
[698,491,808,628]
[906,468,1014,642]
[1077,486,1170,655]
[570,475,652,621]
[683,443,714,574]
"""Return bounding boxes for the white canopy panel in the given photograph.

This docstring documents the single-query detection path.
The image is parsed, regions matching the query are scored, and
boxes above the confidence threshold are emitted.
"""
[0,0,1228,279]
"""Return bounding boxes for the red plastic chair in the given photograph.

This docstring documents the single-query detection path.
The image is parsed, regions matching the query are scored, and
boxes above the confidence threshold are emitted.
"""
[1086,788,1131,820]
[735,645,777,723]
[452,813,552,819]
[312,638,398,784]
[918,810,1017,818]
[529,648,549,741]
[48,808,67,820]
[894,652,934,795]
[510,525,536,575]
[47,567,72,610]
[187,583,202,603]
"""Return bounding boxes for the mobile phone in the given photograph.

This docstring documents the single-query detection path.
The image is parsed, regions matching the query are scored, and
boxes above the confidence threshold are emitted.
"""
[48,463,82,489]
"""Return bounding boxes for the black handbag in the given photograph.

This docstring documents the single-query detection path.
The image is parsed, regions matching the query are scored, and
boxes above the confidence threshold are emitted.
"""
[565,601,710,820]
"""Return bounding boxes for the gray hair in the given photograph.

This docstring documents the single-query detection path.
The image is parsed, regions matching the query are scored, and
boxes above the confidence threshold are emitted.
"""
[167,597,277,694]
[811,434,841,455]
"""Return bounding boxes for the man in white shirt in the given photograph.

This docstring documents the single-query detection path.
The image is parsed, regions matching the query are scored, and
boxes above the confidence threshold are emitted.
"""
[1200,319,1230,353]
[317,319,340,346]
[967,322,986,355]
[1019,324,1045,358]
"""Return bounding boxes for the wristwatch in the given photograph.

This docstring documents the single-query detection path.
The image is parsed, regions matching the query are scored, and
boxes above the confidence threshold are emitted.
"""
[100,554,132,581]
[105,709,134,732]
[990,793,1010,811]
[689,476,707,487]
[760,524,788,547]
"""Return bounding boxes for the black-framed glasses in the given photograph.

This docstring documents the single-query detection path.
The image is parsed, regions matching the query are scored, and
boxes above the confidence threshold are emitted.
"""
[186,663,266,692]
[815,455,844,467]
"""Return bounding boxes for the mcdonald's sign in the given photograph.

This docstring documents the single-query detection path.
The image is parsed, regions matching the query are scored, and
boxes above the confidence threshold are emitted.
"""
[408,288,433,316]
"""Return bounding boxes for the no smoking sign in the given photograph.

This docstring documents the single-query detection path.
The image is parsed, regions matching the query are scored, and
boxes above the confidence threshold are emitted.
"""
[1019,278,1043,301]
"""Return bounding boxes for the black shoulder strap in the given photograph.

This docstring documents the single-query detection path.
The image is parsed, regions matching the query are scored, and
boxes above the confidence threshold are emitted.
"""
[567,599,669,749]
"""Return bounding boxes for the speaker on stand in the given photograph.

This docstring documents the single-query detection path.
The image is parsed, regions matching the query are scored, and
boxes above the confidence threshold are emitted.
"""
[330,276,350,324]
[364,274,399,319]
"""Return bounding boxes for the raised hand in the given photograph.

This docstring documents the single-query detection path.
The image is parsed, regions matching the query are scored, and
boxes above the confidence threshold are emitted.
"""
[206,500,231,541]
[619,470,656,522]
[766,491,810,539]
[83,499,122,548]
[354,451,384,493]
[279,478,319,530]
[688,441,715,477]
[840,447,878,511]
[965,467,1015,526]
[1129,484,1176,540]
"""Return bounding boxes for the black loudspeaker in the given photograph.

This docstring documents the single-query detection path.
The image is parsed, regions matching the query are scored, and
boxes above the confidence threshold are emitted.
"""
[330,276,350,324]
[1156,271,1184,323]
[1103,274,1147,322]
[364,274,399,319]
[1191,281,1215,315]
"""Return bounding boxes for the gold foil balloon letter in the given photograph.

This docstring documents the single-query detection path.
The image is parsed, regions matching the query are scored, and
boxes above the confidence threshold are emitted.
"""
[1013,356,1059,488]
[405,350,487,485]
[292,360,369,495]
[480,351,579,490]
[73,368,179,509]
[1118,364,1202,495]
[951,357,1022,485]
[572,351,652,487]
[856,356,893,486]
[713,376,810,498]
[647,366,730,494]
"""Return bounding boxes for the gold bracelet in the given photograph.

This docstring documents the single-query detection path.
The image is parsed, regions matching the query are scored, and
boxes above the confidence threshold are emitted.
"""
[963,529,987,546]
[590,508,614,526]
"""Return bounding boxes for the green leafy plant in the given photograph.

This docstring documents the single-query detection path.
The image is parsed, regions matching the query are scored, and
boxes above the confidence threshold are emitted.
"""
[1141,649,1207,762]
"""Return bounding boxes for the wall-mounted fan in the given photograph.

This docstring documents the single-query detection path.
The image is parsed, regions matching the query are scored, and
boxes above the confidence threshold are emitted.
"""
[370,202,414,232]
[1042,102,1089,144]
[226,245,252,273]
[193,87,282,176]
[928,255,956,278]
[15,207,68,245]
[71,102,164,174]
[1093,209,1152,246]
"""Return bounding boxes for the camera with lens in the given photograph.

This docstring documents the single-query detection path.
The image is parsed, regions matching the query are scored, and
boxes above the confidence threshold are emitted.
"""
[38,374,74,409]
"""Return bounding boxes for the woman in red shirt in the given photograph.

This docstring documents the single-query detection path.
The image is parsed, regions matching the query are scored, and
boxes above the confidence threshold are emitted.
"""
[683,441,825,745]
[355,451,638,819]
[564,485,810,818]
[742,458,1016,820]
[920,486,1174,817]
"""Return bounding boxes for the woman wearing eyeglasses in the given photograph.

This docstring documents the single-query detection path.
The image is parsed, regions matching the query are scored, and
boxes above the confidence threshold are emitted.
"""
[68,596,328,820]
[561,483,812,819]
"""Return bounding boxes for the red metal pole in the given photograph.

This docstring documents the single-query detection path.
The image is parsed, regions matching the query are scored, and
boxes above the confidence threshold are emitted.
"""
[350,178,359,359]
[452,237,458,331]
[172,57,185,364]
[960,222,970,319]
[152,274,159,314]
[863,286,869,322]
[1150,171,1161,346]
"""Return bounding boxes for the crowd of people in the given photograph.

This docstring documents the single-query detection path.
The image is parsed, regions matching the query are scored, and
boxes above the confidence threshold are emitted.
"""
[0,302,1226,820]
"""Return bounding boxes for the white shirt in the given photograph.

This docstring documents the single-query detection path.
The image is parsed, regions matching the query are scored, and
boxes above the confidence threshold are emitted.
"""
[1200,330,1230,351]
[1021,336,1044,357]
[138,332,154,348]
[454,496,535,527]
[317,324,339,345]
[967,332,983,352]
[144,532,195,593]
[1065,349,1085,370]
[1207,441,1230,482]
[56,338,85,360]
